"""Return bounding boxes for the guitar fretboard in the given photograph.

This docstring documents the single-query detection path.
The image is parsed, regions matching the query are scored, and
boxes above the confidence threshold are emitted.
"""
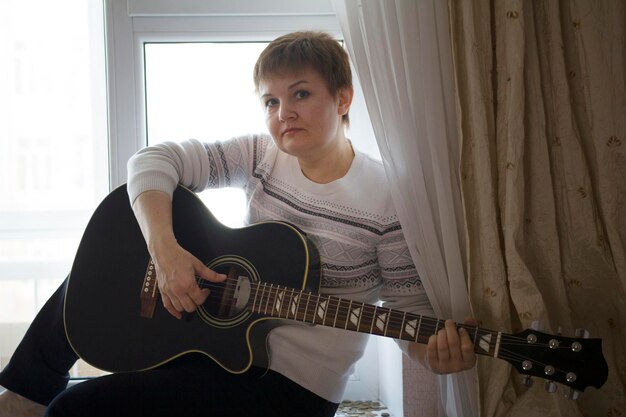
[248,281,501,357]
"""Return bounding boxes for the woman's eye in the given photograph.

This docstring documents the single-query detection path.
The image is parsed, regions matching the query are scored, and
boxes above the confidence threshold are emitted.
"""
[265,98,278,108]
[295,90,310,99]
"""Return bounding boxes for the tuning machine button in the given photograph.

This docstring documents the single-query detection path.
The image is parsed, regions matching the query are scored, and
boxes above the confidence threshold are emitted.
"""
[575,328,590,338]
[565,387,580,400]
[545,381,558,393]
[521,375,533,387]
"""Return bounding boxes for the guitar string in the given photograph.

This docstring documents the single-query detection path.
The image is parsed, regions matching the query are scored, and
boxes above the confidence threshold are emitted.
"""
[196,278,560,344]
[193,278,580,378]
[197,277,537,343]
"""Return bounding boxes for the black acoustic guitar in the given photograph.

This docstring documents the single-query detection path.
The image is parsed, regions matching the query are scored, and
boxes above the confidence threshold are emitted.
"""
[64,185,608,397]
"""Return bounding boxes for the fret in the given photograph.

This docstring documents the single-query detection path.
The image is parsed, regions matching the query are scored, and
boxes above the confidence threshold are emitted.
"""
[345,300,352,330]
[494,331,502,358]
[279,288,291,319]
[359,305,374,334]
[384,310,403,339]
[416,315,423,342]
[418,317,441,344]
[318,296,326,325]
[332,298,340,328]
[402,316,419,342]
[376,308,390,337]
[281,287,290,318]
[263,284,273,315]
[251,283,261,313]
[282,287,291,318]
[356,303,364,331]
[438,319,445,332]
[369,306,377,334]
[399,311,407,340]
[323,297,330,324]
[288,289,299,319]
[277,286,285,317]
[316,297,328,325]
[334,298,350,330]
[295,290,303,321]
[253,282,263,314]
[257,282,269,315]
[346,302,363,331]
[273,286,284,317]
[304,292,312,324]
[313,295,321,324]
[473,326,479,351]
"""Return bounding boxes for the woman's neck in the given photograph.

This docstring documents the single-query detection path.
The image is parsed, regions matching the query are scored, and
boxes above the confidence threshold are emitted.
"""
[298,138,355,184]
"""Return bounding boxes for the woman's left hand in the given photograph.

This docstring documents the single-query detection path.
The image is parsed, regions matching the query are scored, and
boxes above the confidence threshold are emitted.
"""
[423,317,477,374]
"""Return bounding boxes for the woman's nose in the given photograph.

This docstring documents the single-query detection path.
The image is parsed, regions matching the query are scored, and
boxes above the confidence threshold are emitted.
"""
[278,103,296,122]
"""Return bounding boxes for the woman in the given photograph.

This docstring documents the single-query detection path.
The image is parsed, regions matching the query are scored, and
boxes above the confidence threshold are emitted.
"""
[0,31,475,417]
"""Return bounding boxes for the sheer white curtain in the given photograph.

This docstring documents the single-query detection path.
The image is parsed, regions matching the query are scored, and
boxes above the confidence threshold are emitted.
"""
[332,1,478,416]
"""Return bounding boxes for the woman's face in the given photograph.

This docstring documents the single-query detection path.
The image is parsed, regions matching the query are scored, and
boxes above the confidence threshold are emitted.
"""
[258,67,352,161]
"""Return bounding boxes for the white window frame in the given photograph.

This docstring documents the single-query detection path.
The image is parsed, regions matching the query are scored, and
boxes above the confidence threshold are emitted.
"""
[103,0,401,407]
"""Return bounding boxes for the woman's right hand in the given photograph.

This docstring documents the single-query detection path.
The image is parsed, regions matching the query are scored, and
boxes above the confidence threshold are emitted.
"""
[150,237,226,319]
[131,189,226,319]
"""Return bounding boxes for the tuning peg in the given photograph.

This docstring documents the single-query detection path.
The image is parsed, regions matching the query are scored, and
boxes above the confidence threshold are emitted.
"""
[530,320,543,331]
[565,387,580,400]
[575,328,590,338]
[544,381,558,393]
[521,375,533,387]
[556,326,563,335]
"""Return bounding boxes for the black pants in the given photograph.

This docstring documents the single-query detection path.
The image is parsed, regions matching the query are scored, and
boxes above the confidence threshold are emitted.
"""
[0,280,338,417]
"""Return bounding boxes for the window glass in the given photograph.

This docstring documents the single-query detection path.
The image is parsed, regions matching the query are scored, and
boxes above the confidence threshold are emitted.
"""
[0,0,108,375]
[145,42,270,227]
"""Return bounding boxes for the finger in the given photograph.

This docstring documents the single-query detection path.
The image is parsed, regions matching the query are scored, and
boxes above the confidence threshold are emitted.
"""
[437,323,450,362]
[189,263,222,305]
[459,327,477,366]
[188,287,210,306]
[463,316,478,326]
[161,294,182,319]
[196,262,227,283]
[177,293,201,313]
[426,334,439,372]
[445,320,462,362]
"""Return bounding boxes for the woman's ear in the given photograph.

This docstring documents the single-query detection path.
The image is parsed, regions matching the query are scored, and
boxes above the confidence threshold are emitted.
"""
[337,86,354,116]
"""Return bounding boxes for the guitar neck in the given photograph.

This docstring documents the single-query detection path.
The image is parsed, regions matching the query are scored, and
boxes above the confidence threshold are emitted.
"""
[248,281,500,358]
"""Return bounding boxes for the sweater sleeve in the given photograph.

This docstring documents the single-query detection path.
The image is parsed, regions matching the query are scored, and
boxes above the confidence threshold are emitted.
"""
[126,135,264,204]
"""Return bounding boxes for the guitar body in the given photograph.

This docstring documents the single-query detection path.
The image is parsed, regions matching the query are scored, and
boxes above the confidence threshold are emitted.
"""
[64,184,321,374]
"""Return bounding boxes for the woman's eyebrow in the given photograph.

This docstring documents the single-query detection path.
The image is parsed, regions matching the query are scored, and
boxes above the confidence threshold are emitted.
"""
[260,80,310,99]
[288,80,309,90]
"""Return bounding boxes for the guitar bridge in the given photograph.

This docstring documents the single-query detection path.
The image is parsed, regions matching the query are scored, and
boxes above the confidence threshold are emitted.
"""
[140,259,158,318]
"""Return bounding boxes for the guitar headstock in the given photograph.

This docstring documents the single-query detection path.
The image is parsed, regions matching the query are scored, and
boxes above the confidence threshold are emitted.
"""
[498,327,608,396]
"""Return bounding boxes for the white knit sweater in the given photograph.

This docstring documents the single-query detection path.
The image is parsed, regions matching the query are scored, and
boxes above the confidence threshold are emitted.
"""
[127,134,434,402]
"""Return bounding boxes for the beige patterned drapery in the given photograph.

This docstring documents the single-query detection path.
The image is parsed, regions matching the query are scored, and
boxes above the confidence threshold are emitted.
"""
[449,0,626,415]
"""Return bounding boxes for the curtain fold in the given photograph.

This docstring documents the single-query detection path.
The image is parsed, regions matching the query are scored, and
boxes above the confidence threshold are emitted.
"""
[449,0,626,415]
[332,1,478,416]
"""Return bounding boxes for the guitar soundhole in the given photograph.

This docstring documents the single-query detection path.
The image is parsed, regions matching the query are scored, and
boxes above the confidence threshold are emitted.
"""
[197,260,256,327]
